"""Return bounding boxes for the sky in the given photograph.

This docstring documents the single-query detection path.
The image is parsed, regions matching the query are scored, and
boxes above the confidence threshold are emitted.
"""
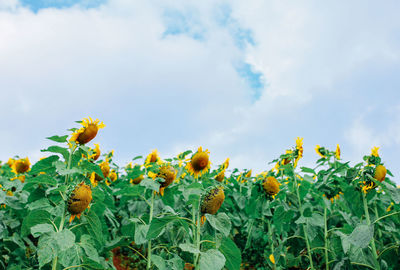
[1,0,400,183]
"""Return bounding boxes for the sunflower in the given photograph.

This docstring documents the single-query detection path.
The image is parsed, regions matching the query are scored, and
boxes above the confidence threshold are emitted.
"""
[262,176,280,197]
[294,138,303,168]
[144,149,163,167]
[315,145,326,158]
[10,175,25,183]
[335,144,341,159]
[130,175,144,185]
[371,146,379,157]
[186,147,211,178]
[200,187,225,224]
[222,158,229,170]
[11,157,30,174]
[157,165,177,196]
[215,169,225,182]
[70,117,105,145]
[67,182,92,223]
[374,165,387,182]
[269,254,275,265]
[84,143,101,160]
[7,158,15,168]
[90,159,110,186]
[245,170,252,178]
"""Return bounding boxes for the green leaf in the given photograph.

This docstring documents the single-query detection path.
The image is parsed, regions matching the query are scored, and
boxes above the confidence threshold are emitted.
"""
[140,177,161,192]
[382,182,400,204]
[219,237,241,270]
[147,215,180,240]
[47,135,68,143]
[37,233,56,268]
[199,249,226,270]
[308,213,324,227]
[42,146,69,161]
[79,235,100,262]
[55,229,75,251]
[59,244,82,267]
[83,211,105,247]
[31,224,55,237]
[348,224,373,248]
[152,255,167,270]
[82,257,105,269]
[135,224,149,245]
[114,185,142,196]
[205,213,231,237]
[55,161,81,176]
[26,174,57,187]
[79,159,104,178]
[301,167,316,174]
[179,243,200,254]
[21,209,51,237]
[30,155,59,174]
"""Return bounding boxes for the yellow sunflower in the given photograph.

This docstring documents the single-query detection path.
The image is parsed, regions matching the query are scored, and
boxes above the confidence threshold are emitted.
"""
[262,176,280,197]
[70,117,105,145]
[335,144,341,159]
[374,165,387,182]
[11,157,31,174]
[371,146,379,157]
[245,170,252,178]
[185,147,211,178]
[7,158,15,168]
[144,149,163,167]
[215,169,225,182]
[315,145,326,158]
[294,137,303,168]
[90,159,110,187]
[222,158,230,170]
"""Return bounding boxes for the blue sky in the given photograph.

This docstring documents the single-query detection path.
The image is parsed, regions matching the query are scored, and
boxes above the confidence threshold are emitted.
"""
[1,0,400,183]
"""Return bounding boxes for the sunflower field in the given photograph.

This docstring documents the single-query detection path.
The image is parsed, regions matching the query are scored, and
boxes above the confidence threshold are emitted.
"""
[1,118,400,270]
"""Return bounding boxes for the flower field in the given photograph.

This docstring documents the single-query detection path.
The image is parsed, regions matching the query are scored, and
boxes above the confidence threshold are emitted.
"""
[1,118,400,270]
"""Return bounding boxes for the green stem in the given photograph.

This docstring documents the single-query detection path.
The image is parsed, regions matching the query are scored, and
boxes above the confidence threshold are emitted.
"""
[147,192,155,270]
[374,203,382,239]
[52,146,74,270]
[324,206,329,270]
[362,191,380,270]
[293,172,314,270]
[267,220,276,270]
[244,220,254,250]
[194,199,201,269]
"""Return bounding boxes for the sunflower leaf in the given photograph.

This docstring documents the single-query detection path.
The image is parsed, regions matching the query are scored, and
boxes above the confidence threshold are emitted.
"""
[46,135,68,143]
[199,249,225,270]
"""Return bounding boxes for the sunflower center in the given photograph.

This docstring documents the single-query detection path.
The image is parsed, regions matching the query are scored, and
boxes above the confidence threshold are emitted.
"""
[77,124,98,144]
[15,162,29,173]
[150,154,158,163]
[191,153,209,171]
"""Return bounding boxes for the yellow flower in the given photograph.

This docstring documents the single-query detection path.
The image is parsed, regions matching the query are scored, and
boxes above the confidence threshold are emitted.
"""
[294,138,303,168]
[200,187,225,224]
[70,117,105,145]
[269,254,275,264]
[6,190,13,196]
[10,175,26,183]
[90,159,110,186]
[386,202,394,212]
[262,176,280,197]
[87,143,101,160]
[67,182,92,223]
[315,145,326,158]
[245,170,252,178]
[144,149,162,166]
[130,174,144,185]
[185,147,211,178]
[157,165,177,196]
[222,158,230,170]
[335,144,341,159]
[7,158,15,167]
[12,157,31,174]
[215,169,225,182]
[371,146,379,157]
[109,170,117,182]
[374,165,387,182]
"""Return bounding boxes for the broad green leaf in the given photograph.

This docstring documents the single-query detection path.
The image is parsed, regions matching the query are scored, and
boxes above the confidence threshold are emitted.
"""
[199,249,225,270]
[179,243,200,254]
[135,224,149,245]
[140,177,161,192]
[55,229,75,251]
[152,255,167,270]
[219,237,241,270]
[31,224,55,237]
[30,155,59,174]
[79,159,104,178]
[37,234,56,268]
[55,161,81,175]
[83,211,105,247]
[382,182,400,204]
[114,185,142,196]
[79,235,100,263]
[42,146,69,161]
[59,244,82,267]
[21,209,51,237]
[206,213,231,237]
[348,224,373,248]
[147,215,180,240]
[26,174,57,187]
[46,135,68,143]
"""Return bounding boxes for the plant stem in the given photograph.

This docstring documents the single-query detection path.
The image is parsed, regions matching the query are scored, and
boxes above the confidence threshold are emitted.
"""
[52,146,74,270]
[194,198,201,269]
[267,220,276,270]
[147,192,155,270]
[362,191,380,270]
[374,203,382,239]
[324,206,329,270]
[293,172,314,270]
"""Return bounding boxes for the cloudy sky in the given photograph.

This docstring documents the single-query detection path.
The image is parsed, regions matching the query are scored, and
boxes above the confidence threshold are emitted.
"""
[1,0,399,183]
